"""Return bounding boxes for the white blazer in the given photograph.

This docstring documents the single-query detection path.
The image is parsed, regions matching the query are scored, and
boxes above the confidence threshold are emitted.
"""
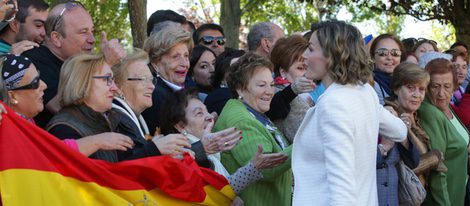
[292,83,407,206]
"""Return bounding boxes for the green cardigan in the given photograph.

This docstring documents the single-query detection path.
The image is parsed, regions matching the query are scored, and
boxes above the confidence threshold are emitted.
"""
[418,99,468,206]
[214,99,292,206]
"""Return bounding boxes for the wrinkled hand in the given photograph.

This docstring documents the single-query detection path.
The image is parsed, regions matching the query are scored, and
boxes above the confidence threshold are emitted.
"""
[93,132,134,151]
[230,197,244,206]
[291,76,315,95]
[0,103,6,125]
[399,113,414,129]
[152,134,191,156]
[9,40,39,55]
[100,31,125,66]
[252,144,289,170]
[380,137,395,152]
[201,120,242,154]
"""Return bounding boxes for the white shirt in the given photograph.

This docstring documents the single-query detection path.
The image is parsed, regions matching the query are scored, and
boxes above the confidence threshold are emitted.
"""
[292,83,407,206]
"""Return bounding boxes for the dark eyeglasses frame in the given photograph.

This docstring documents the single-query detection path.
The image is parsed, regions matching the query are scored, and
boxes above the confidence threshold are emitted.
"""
[375,48,402,57]
[199,36,225,46]
[10,72,41,91]
[127,76,157,85]
[51,1,85,32]
[93,75,115,86]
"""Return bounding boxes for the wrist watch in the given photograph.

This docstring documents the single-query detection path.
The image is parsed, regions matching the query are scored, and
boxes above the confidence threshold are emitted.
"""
[378,144,387,156]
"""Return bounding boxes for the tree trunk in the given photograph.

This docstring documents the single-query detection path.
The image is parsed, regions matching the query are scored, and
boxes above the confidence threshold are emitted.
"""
[128,0,147,48]
[453,20,470,50]
[220,0,241,49]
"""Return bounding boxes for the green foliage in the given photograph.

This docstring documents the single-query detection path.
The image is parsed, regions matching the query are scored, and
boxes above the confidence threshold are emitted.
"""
[430,21,456,51]
[242,0,319,34]
[44,0,131,49]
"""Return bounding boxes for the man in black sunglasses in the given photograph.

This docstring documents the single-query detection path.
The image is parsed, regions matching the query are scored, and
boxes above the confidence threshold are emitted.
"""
[22,1,125,128]
[193,23,225,56]
[0,0,48,55]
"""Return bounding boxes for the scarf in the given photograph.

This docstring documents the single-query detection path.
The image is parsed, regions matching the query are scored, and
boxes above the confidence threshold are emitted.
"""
[373,69,392,96]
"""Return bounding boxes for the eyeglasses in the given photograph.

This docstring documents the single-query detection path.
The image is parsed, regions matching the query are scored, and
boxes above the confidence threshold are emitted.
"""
[10,73,41,91]
[93,75,115,86]
[375,48,402,57]
[51,1,84,32]
[199,36,225,46]
[127,76,157,85]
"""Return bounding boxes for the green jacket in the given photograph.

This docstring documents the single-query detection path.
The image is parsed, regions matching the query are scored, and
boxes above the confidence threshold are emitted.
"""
[418,99,468,206]
[214,99,292,206]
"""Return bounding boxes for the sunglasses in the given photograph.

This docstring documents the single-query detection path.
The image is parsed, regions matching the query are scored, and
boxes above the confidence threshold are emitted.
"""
[10,73,41,91]
[375,48,402,57]
[199,36,225,46]
[127,76,157,85]
[51,1,84,32]
[93,75,115,86]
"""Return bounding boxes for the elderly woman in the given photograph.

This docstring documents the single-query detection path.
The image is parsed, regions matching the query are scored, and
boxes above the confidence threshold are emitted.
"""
[110,49,193,160]
[270,35,312,143]
[46,53,135,162]
[160,88,288,194]
[0,54,133,157]
[378,63,432,205]
[142,27,193,134]
[188,45,216,96]
[292,21,407,205]
[214,52,292,205]
[370,34,405,105]
[418,58,469,206]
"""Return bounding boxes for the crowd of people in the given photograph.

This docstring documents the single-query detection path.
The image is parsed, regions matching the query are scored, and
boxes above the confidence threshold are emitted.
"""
[0,0,469,205]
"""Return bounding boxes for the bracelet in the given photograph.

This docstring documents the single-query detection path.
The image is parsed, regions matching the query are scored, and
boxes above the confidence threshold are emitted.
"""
[378,144,387,156]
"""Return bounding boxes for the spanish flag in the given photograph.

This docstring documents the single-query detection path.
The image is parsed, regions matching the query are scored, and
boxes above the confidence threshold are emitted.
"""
[0,103,235,205]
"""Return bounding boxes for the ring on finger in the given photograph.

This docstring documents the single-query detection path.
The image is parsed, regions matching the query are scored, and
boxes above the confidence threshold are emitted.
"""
[224,142,228,147]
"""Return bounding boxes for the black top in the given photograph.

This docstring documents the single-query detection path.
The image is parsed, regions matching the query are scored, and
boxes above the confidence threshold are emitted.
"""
[23,45,63,128]
[204,87,232,115]
[266,85,297,120]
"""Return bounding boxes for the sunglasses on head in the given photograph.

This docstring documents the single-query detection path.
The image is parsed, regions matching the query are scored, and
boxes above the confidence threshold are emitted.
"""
[10,73,41,91]
[375,48,402,57]
[199,36,225,46]
[51,1,85,32]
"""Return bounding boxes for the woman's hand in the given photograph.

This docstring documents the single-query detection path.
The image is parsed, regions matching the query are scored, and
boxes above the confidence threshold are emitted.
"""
[384,106,398,117]
[252,144,289,170]
[92,132,134,151]
[291,76,316,95]
[200,119,242,154]
[152,134,191,156]
[399,113,414,129]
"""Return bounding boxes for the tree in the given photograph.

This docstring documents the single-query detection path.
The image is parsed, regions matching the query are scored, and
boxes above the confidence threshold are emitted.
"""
[128,0,147,48]
[303,0,470,48]
[220,0,241,49]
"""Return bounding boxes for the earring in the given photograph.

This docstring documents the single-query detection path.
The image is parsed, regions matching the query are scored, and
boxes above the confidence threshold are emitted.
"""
[181,130,188,136]
[238,95,243,100]
[11,100,18,104]
[118,93,125,100]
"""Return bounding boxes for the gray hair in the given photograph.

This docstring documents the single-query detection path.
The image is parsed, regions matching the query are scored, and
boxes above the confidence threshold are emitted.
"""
[150,20,182,36]
[247,22,278,51]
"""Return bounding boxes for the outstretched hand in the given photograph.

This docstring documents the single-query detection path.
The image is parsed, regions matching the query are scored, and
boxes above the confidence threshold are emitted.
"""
[251,144,289,170]
[201,120,242,154]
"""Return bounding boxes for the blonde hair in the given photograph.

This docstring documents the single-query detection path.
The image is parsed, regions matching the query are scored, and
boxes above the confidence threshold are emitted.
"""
[143,27,193,63]
[315,20,372,85]
[58,53,106,107]
[112,48,149,87]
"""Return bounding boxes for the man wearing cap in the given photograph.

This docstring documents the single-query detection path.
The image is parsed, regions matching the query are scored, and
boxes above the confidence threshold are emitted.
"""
[0,0,48,55]
[22,2,125,128]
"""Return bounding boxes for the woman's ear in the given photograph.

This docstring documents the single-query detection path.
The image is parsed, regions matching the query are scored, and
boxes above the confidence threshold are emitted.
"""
[174,121,186,133]
[280,69,287,79]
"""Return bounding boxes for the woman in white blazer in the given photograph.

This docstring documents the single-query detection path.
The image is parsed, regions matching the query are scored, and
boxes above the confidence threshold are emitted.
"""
[292,20,408,206]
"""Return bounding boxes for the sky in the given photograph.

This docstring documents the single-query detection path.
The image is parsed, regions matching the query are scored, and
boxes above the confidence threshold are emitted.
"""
[147,0,440,41]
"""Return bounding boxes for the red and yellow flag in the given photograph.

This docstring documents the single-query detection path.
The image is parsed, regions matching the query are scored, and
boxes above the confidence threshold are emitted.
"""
[0,103,235,205]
